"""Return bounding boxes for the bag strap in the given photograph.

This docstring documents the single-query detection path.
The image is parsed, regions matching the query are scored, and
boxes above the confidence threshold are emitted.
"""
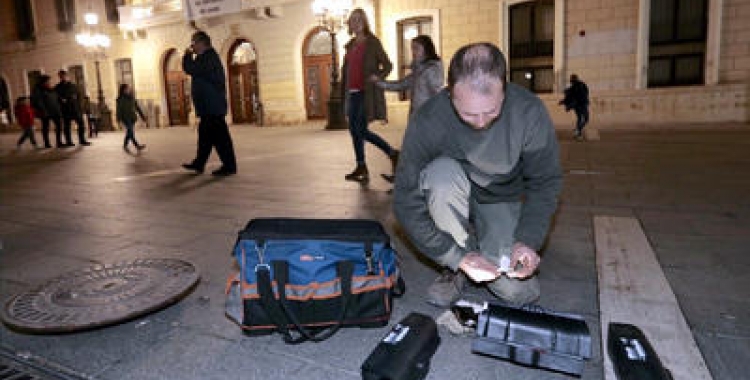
[257,260,354,344]
[256,264,294,339]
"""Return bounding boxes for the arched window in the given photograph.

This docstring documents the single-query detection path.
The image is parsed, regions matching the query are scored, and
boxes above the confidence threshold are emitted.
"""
[231,42,257,65]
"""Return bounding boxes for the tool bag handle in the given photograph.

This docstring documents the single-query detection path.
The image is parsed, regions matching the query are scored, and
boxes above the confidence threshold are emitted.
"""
[257,260,353,344]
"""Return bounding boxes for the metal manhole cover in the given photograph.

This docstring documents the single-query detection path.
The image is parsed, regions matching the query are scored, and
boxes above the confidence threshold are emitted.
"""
[1,258,200,333]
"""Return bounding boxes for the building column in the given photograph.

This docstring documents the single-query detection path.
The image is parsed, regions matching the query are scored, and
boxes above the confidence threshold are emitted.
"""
[635,0,650,90]
[705,0,723,86]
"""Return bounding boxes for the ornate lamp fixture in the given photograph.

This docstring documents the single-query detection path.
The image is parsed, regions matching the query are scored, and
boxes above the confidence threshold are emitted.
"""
[311,0,352,130]
[76,12,114,131]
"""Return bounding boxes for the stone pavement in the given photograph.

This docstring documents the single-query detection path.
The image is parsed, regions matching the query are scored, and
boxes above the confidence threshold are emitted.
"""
[0,123,749,380]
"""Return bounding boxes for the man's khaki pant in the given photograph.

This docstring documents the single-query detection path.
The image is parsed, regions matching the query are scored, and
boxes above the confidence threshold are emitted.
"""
[420,157,540,304]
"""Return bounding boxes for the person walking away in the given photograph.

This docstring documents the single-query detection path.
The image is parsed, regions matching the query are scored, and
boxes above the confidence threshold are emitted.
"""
[55,70,91,146]
[341,8,399,183]
[14,96,37,148]
[116,84,146,151]
[559,74,589,140]
[30,75,64,149]
[83,96,100,138]
[372,34,444,183]
[393,43,562,308]
[181,30,237,176]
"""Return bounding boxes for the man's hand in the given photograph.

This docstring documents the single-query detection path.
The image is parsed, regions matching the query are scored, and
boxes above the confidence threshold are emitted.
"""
[459,252,501,282]
[507,242,540,279]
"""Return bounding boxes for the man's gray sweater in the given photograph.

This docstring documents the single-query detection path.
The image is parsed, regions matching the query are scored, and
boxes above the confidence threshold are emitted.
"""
[393,83,563,270]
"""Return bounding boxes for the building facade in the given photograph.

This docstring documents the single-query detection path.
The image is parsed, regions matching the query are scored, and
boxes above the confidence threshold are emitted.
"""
[0,0,748,130]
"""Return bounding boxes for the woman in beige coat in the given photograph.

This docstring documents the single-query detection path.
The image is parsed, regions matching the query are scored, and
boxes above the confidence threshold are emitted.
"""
[340,8,399,183]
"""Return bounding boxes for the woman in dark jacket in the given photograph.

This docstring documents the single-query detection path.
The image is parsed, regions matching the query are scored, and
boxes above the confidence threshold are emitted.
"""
[116,83,146,150]
[340,8,399,183]
[30,75,64,148]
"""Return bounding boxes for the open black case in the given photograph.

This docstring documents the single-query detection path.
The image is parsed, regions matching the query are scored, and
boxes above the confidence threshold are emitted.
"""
[472,302,592,376]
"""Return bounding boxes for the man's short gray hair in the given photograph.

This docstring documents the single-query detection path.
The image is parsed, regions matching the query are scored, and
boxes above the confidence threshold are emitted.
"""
[448,42,507,94]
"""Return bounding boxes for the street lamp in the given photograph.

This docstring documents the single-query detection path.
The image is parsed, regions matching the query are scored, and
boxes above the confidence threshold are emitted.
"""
[76,12,114,131]
[312,0,352,130]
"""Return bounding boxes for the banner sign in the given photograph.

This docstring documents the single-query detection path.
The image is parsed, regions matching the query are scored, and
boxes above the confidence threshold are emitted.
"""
[184,0,241,20]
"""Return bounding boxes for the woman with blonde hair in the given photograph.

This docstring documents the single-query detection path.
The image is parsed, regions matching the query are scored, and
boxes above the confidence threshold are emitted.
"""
[340,8,399,183]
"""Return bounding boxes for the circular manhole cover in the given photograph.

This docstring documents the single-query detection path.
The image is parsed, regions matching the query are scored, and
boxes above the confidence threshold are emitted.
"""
[1,258,200,333]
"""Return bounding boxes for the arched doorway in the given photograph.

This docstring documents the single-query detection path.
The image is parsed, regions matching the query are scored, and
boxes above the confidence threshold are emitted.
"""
[228,40,260,125]
[163,48,189,126]
[302,27,333,120]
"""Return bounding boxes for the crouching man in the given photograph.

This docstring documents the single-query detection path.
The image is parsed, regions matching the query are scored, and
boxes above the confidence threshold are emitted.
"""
[393,42,562,307]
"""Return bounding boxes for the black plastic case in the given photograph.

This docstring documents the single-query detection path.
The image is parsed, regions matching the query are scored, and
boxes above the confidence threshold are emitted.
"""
[472,302,592,376]
[361,313,441,380]
[607,323,673,380]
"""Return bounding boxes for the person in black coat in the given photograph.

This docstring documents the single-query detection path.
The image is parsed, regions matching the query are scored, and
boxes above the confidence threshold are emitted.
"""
[55,70,91,146]
[116,83,146,151]
[559,74,590,140]
[181,30,237,176]
[30,75,64,148]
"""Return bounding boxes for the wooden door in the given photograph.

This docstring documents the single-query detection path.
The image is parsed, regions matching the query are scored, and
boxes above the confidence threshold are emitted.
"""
[229,62,258,124]
[166,71,188,125]
[302,27,333,120]
[303,56,331,119]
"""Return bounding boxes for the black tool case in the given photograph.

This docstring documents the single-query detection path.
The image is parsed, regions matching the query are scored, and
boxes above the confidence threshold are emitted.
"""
[607,323,673,380]
[361,313,441,380]
[472,302,592,376]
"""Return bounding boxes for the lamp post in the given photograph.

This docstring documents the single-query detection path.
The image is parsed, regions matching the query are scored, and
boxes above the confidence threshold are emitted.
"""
[76,12,114,131]
[312,0,352,130]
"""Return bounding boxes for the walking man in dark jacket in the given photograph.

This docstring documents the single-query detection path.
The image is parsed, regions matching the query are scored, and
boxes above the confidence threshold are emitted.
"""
[393,43,562,308]
[55,70,91,146]
[560,74,589,140]
[30,75,64,148]
[181,30,237,176]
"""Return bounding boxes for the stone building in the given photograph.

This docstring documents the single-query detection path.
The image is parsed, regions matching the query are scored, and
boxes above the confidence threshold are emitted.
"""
[0,0,748,130]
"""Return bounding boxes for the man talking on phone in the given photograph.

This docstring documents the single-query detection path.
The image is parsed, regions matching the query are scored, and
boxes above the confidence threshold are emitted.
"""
[181,30,237,176]
[393,43,562,307]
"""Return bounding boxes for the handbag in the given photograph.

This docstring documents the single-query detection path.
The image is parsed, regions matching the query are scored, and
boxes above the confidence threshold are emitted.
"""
[225,218,404,343]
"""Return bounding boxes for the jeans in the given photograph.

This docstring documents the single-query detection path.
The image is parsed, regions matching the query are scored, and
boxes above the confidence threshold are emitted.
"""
[17,127,37,146]
[419,157,540,304]
[123,121,139,147]
[347,91,394,165]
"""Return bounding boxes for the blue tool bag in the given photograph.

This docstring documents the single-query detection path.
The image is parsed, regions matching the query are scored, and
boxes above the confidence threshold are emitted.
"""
[225,218,404,344]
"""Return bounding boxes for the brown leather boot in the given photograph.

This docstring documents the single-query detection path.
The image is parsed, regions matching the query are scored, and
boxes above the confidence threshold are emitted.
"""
[345,164,369,182]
